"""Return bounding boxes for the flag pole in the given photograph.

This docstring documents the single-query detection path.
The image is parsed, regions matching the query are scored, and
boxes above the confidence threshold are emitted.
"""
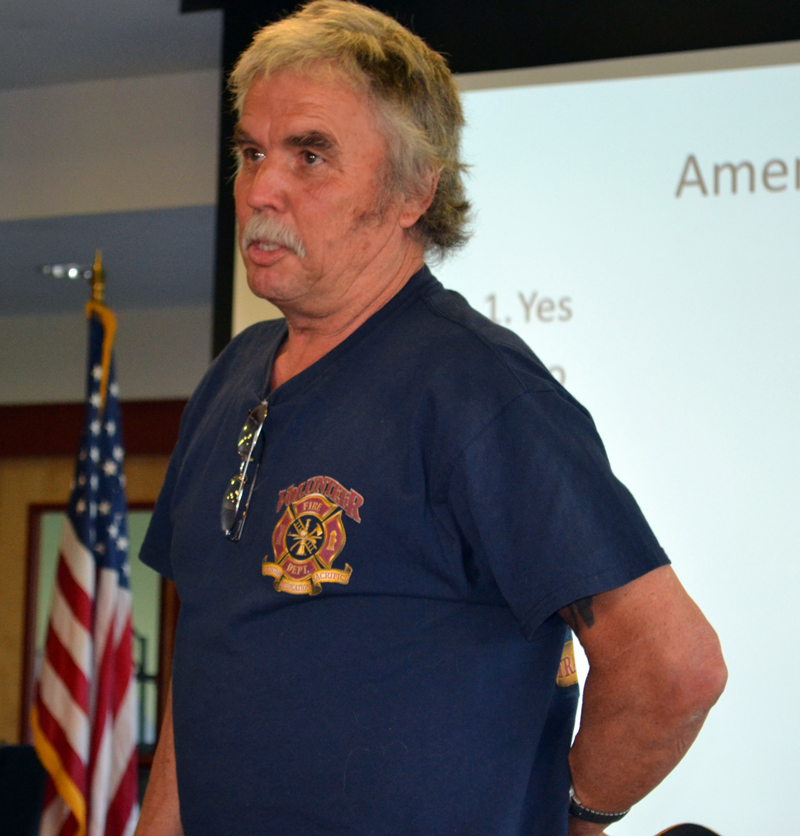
[86,251,115,414]
[91,249,105,304]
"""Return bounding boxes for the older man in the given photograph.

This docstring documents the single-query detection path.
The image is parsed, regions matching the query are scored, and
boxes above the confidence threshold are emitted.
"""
[136,2,726,835]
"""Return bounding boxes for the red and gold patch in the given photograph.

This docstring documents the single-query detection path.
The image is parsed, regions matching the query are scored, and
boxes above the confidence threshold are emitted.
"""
[264,491,353,595]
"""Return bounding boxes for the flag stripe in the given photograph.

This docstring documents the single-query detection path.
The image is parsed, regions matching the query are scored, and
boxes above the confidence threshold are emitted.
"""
[89,576,123,835]
[45,625,90,712]
[39,656,91,761]
[89,716,112,836]
[111,611,133,718]
[112,589,132,647]
[50,583,93,675]
[62,814,80,836]
[35,698,86,797]
[121,808,138,836]
[56,555,93,634]
[31,703,87,834]
[103,751,139,836]
[109,681,137,796]
[59,522,95,598]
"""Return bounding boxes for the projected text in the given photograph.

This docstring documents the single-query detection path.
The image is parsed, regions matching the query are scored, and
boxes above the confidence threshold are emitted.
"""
[676,153,800,197]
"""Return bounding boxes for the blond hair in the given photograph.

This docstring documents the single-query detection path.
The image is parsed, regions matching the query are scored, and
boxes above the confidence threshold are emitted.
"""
[229,0,471,258]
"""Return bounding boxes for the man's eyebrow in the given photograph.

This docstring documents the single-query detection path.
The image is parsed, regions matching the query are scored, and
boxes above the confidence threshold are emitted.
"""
[232,124,256,146]
[285,131,337,152]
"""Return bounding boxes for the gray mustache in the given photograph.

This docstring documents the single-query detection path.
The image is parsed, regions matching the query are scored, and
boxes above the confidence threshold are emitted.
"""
[242,214,307,260]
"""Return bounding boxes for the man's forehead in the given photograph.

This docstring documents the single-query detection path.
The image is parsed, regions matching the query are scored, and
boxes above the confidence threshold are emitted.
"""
[238,69,384,147]
[245,64,372,115]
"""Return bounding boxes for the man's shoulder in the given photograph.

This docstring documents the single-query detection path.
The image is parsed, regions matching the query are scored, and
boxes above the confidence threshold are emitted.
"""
[401,269,558,397]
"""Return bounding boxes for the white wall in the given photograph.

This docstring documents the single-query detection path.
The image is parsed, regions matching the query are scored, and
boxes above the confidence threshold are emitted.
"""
[0,306,212,403]
[1,69,222,403]
[0,70,220,221]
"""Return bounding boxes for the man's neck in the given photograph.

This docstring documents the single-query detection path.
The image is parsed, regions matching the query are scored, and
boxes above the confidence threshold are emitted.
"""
[269,247,424,391]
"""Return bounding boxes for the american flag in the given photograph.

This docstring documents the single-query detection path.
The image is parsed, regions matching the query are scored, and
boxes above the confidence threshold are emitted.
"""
[31,301,139,836]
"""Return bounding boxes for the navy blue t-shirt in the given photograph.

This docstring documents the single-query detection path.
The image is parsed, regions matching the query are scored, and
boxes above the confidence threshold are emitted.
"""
[140,267,668,835]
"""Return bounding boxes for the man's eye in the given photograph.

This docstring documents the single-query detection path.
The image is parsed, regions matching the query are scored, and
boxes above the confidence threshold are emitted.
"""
[303,151,321,165]
[241,147,264,163]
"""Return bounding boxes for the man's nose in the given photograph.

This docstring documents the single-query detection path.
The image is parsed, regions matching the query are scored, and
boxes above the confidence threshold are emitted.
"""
[244,155,288,212]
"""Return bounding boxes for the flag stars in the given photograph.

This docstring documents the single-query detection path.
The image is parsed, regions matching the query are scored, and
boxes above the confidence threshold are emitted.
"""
[104,420,116,435]
[92,364,103,381]
[102,460,118,477]
[112,445,124,462]
[90,419,101,436]
[90,474,99,491]
[90,447,100,462]
[99,500,112,516]
[90,392,102,408]
[95,542,106,555]
[75,499,86,514]
[77,474,86,487]
[109,382,120,397]
[116,535,129,552]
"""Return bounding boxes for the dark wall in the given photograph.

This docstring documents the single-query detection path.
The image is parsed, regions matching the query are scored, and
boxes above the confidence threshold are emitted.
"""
[184,0,800,352]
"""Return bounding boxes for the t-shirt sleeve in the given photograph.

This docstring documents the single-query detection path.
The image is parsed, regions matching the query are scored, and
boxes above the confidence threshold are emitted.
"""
[137,355,218,580]
[447,388,669,639]
[138,444,181,581]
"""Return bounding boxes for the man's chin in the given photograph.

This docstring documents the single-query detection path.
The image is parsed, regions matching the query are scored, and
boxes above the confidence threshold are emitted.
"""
[244,263,299,310]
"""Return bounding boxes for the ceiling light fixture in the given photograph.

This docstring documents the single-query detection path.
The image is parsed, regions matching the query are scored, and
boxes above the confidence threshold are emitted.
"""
[40,263,94,281]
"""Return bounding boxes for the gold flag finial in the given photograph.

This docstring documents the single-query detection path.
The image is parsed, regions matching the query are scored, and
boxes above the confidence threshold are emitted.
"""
[91,249,105,304]
[85,250,116,414]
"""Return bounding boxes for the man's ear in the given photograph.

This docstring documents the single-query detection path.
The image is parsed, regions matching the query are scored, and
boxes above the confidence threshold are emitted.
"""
[398,169,441,229]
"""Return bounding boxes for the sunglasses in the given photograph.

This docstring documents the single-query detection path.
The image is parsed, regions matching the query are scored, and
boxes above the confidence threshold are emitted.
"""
[221,399,268,541]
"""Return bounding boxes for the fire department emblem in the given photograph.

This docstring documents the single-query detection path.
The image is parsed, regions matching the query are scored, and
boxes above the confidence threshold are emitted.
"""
[263,492,353,595]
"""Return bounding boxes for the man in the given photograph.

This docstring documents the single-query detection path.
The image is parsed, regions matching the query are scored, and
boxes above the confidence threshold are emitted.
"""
[136,2,726,834]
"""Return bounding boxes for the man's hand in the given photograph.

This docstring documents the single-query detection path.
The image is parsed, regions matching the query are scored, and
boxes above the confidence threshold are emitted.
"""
[560,565,727,825]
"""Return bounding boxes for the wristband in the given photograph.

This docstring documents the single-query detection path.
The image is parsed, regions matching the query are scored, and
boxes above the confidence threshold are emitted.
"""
[568,785,630,824]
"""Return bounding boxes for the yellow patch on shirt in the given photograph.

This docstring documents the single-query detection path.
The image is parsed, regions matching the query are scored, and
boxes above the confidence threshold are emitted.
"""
[556,639,579,687]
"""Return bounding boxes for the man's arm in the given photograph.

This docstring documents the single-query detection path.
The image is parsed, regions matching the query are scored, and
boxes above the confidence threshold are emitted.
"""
[560,565,727,836]
[135,680,183,836]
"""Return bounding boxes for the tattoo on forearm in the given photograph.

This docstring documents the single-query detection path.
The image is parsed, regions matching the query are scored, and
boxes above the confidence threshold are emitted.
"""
[567,596,595,630]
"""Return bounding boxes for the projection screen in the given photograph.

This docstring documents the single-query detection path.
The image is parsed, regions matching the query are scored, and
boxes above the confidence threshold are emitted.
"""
[232,40,800,836]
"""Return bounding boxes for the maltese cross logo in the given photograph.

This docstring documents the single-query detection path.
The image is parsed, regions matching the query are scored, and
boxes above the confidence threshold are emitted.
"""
[264,492,352,596]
